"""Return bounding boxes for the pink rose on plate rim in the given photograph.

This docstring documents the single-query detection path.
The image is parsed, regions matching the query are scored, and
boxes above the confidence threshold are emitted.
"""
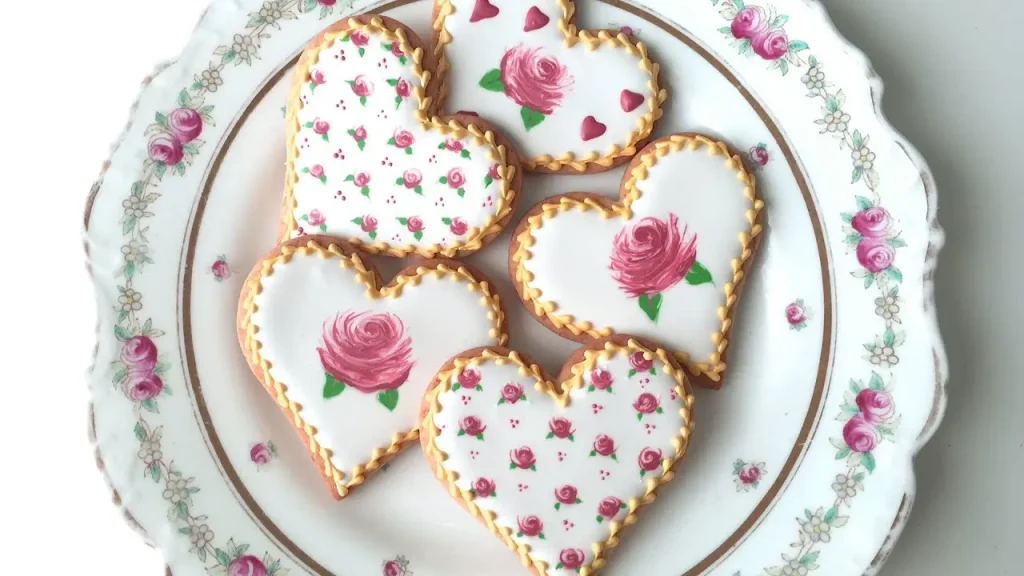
[472,477,496,498]
[459,416,486,437]
[510,446,537,470]
[554,484,578,504]
[857,238,896,273]
[856,389,896,424]
[353,172,371,187]
[360,215,378,233]
[317,311,414,393]
[312,118,330,135]
[350,74,374,97]
[500,44,574,115]
[590,368,613,390]
[227,555,267,576]
[558,548,586,570]
[393,128,415,148]
[148,134,183,165]
[609,213,697,298]
[737,463,762,485]
[168,108,203,143]
[633,392,660,414]
[121,335,158,373]
[548,417,574,439]
[459,368,481,389]
[851,207,893,238]
[786,301,807,326]
[501,382,523,404]
[749,143,770,166]
[449,217,469,236]
[211,258,231,280]
[752,28,790,60]
[730,6,768,39]
[597,496,624,519]
[395,78,412,98]
[842,414,881,453]
[318,0,336,5]
[593,434,617,457]
[307,209,326,227]
[517,515,544,537]
[382,560,400,576]
[350,30,370,47]
[250,443,273,465]
[629,350,653,373]
[638,447,663,472]
[446,168,466,189]
[406,216,424,233]
[127,372,164,402]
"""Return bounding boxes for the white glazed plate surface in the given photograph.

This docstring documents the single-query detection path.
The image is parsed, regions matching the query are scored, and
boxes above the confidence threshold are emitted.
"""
[85,1,947,575]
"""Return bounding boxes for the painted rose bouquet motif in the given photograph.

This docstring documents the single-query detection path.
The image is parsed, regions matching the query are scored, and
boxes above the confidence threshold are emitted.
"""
[608,213,712,322]
[207,539,288,576]
[831,373,899,473]
[112,331,173,414]
[318,310,415,412]
[842,199,905,287]
[714,0,809,75]
[478,44,574,131]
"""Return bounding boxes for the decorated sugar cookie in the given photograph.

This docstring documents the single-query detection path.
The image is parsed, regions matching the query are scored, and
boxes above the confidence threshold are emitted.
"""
[238,236,508,499]
[420,337,693,575]
[431,0,666,172]
[282,16,523,257]
[511,134,765,387]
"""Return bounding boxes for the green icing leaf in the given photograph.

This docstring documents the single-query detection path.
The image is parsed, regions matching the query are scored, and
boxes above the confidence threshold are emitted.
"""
[520,107,546,131]
[478,68,505,92]
[323,373,346,399]
[377,389,399,412]
[638,293,662,322]
[685,261,713,285]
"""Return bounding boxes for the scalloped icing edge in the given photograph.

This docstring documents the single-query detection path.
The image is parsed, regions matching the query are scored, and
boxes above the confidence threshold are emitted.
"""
[239,237,509,499]
[421,338,695,575]
[511,133,764,384]
[431,0,667,172]
[280,16,520,258]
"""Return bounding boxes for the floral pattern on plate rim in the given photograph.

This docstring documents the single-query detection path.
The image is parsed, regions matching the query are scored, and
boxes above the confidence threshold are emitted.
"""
[95,0,912,574]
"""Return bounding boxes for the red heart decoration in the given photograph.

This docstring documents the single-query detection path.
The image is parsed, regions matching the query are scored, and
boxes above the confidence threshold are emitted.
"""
[523,6,550,32]
[620,90,645,113]
[580,116,607,142]
[470,0,500,23]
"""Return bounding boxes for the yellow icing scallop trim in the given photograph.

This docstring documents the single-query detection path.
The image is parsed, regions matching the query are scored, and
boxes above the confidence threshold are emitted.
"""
[423,339,695,575]
[512,134,765,382]
[240,238,508,499]
[282,17,519,258]
[432,0,666,172]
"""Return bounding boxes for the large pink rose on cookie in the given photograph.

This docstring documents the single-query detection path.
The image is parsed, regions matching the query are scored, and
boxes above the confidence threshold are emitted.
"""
[318,310,414,400]
[499,45,573,118]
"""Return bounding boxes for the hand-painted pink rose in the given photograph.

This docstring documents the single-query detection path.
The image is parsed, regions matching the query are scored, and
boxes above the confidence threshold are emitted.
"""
[250,443,273,465]
[307,209,326,227]
[851,207,892,238]
[393,128,415,148]
[127,372,164,401]
[382,561,400,576]
[597,496,624,519]
[360,215,378,233]
[559,549,586,570]
[317,311,415,393]
[843,414,881,453]
[445,138,464,152]
[447,168,466,189]
[168,108,203,143]
[121,335,158,373]
[554,484,578,504]
[460,416,486,437]
[312,118,330,135]
[590,368,613,390]
[856,238,896,273]
[488,163,501,180]
[501,382,523,404]
[593,434,617,456]
[211,259,231,280]
[395,78,412,98]
[730,6,768,39]
[354,172,371,187]
[401,169,422,189]
[785,302,807,325]
[460,368,481,389]
[310,69,326,85]
[449,217,469,236]
[750,145,770,166]
[510,446,537,469]
[473,477,496,497]
[633,392,660,414]
[390,41,404,57]
[353,126,367,141]
[148,134,184,165]
[350,30,370,47]
[517,515,543,537]
[500,45,574,115]
[856,389,895,424]
[309,164,325,179]
[549,417,574,439]
[407,216,424,233]
[350,74,374,97]
[629,350,653,373]
[609,213,697,297]
[318,0,336,5]
[751,28,790,60]
[638,447,663,472]
[228,555,267,576]
[737,464,762,485]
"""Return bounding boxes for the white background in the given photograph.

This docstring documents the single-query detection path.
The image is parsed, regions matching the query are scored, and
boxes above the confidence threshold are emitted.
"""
[0,0,1019,574]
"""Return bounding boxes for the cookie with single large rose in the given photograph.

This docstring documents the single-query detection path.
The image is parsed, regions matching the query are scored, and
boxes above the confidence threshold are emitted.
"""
[431,0,666,173]
[237,235,509,500]
[280,15,524,258]
[510,133,765,389]
[419,336,694,575]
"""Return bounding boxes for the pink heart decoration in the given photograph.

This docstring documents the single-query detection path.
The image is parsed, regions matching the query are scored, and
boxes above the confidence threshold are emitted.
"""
[523,6,550,32]
[470,0,500,23]
[580,116,607,142]
[620,90,645,113]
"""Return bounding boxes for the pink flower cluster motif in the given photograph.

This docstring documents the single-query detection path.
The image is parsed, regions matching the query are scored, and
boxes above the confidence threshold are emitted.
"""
[731,6,790,60]
[119,335,165,403]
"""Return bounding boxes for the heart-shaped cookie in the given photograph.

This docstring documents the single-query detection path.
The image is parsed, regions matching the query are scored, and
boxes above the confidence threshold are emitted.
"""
[238,236,508,499]
[281,16,523,257]
[420,337,694,575]
[511,134,764,387]
[432,0,666,172]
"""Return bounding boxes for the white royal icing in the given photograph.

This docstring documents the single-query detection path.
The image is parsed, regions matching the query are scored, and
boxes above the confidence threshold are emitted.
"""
[431,347,686,573]
[439,0,658,166]
[289,26,509,250]
[521,139,755,370]
[250,249,501,484]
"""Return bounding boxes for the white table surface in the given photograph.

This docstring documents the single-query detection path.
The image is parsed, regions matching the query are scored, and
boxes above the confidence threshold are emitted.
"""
[0,0,1019,574]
